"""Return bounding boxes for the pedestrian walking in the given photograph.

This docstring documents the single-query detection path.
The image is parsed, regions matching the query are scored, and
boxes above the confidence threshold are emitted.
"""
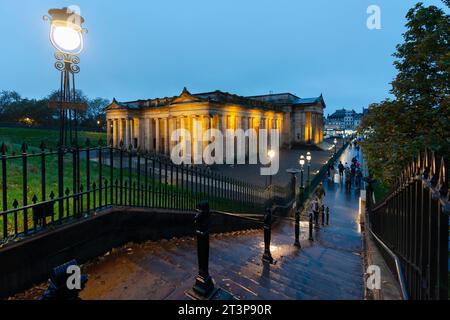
[311,197,320,227]
[355,168,363,189]
[345,168,352,191]
[316,182,326,207]
[338,161,344,178]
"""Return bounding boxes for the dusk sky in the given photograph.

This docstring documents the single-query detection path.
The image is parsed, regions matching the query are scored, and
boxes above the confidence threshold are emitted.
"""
[0,0,447,115]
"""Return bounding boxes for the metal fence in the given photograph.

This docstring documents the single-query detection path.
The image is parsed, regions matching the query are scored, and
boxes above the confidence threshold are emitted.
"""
[0,140,277,243]
[367,150,449,300]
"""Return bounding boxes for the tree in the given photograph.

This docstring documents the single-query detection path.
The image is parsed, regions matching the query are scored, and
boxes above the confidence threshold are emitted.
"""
[360,2,450,186]
[0,90,21,114]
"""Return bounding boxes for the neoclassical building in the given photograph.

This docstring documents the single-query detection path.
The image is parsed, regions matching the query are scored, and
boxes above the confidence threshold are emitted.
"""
[105,88,325,155]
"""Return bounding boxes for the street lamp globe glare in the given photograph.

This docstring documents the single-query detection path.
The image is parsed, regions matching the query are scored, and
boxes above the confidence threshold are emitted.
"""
[268,149,276,160]
[334,138,338,144]
[306,152,312,162]
[299,155,305,167]
[51,24,82,52]
[47,8,85,55]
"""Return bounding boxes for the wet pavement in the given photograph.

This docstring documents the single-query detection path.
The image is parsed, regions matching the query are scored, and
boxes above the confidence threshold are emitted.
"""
[11,146,364,300]
[212,138,342,187]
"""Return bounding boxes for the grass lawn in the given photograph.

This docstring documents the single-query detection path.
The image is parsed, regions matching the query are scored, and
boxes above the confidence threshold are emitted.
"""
[0,127,263,239]
[0,127,106,150]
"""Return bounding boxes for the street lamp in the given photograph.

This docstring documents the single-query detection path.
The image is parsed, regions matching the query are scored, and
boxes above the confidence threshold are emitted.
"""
[45,7,87,147]
[306,152,312,192]
[299,155,305,189]
[299,155,306,202]
[334,138,338,155]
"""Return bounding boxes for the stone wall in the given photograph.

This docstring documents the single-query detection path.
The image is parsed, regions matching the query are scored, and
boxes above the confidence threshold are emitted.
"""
[0,207,261,298]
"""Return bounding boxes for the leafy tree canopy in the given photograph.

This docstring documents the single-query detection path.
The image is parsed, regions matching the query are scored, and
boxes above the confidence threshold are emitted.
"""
[360,2,449,187]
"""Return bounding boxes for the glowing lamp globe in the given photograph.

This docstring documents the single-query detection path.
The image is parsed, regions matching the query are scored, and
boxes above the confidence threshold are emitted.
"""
[306,152,312,162]
[299,155,305,167]
[47,8,85,55]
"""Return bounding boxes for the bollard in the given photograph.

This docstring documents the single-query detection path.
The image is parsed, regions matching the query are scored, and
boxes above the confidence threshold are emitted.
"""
[321,205,325,226]
[39,260,88,300]
[326,207,330,225]
[308,212,314,241]
[192,200,215,298]
[262,208,274,264]
[294,209,301,247]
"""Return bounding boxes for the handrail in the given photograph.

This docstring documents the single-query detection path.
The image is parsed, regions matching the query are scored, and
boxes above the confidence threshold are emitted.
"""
[200,209,264,224]
[368,227,409,300]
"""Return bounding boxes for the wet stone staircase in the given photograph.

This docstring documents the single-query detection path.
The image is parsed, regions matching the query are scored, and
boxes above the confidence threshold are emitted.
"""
[11,148,365,300]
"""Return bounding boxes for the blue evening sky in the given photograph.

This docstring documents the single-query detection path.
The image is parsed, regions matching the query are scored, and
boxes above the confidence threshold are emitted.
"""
[0,0,447,114]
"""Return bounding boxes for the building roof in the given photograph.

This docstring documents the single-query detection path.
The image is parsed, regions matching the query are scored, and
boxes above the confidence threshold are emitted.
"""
[248,93,326,108]
[105,88,326,112]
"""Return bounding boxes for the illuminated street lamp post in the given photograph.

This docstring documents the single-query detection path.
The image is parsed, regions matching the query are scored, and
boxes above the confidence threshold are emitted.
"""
[306,152,312,193]
[44,7,87,147]
[299,155,305,202]
[334,138,338,155]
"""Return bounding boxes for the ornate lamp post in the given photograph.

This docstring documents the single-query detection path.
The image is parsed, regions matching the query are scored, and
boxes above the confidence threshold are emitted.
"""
[299,155,305,202]
[306,152,312,193]
[44,7,87,147]
[334,138,338,155]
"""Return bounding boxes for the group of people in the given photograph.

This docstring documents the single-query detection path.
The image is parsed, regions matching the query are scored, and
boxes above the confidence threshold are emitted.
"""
[308,140,366,227]
[326,151,363,191]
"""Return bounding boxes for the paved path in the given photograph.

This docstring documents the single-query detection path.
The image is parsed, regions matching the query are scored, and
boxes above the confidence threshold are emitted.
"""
[11,146,364,300]
[212,138,342,187]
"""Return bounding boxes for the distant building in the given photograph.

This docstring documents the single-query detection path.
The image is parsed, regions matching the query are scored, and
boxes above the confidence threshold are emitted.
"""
[325,108,364,136]
[105,88,326,160]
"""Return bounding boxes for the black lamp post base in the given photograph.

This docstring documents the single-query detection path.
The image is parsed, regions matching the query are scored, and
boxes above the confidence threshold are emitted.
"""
[192,275,215,298]
[186,285,236,300]
[294,241,301,248]
[262,252,275,264]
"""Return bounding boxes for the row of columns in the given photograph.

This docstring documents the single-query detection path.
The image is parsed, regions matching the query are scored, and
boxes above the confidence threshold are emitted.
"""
[107,114,283,155]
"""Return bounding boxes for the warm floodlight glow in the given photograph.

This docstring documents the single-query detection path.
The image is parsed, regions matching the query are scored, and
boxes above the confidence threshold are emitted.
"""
[268,149,276,160]
[46,8,85,55]
[51,25,82,52]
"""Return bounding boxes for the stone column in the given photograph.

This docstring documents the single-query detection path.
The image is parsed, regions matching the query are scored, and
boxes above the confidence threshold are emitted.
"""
[118,118,125,146]
[106,119,111,145]
[167,117,177,154]
[125,118,130,149]
[133,118,139,149]
[112,119,118,147]
[163,117,169,155]
[202,115,211,151]
[146,118,153,152]
[241,116,249,158]
[220,114,227,163]
[155,118,160,153]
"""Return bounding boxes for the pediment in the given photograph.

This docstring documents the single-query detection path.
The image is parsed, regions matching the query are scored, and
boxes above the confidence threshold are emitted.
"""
[104,98,127,111]
[171,87,204,104]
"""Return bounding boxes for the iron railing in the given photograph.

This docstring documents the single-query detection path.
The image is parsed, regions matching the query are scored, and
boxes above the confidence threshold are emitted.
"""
[0,140,277,243]
[367,150,449,300]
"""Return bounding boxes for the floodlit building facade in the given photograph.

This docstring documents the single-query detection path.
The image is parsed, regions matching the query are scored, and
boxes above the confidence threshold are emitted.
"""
[105,88,325,156]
